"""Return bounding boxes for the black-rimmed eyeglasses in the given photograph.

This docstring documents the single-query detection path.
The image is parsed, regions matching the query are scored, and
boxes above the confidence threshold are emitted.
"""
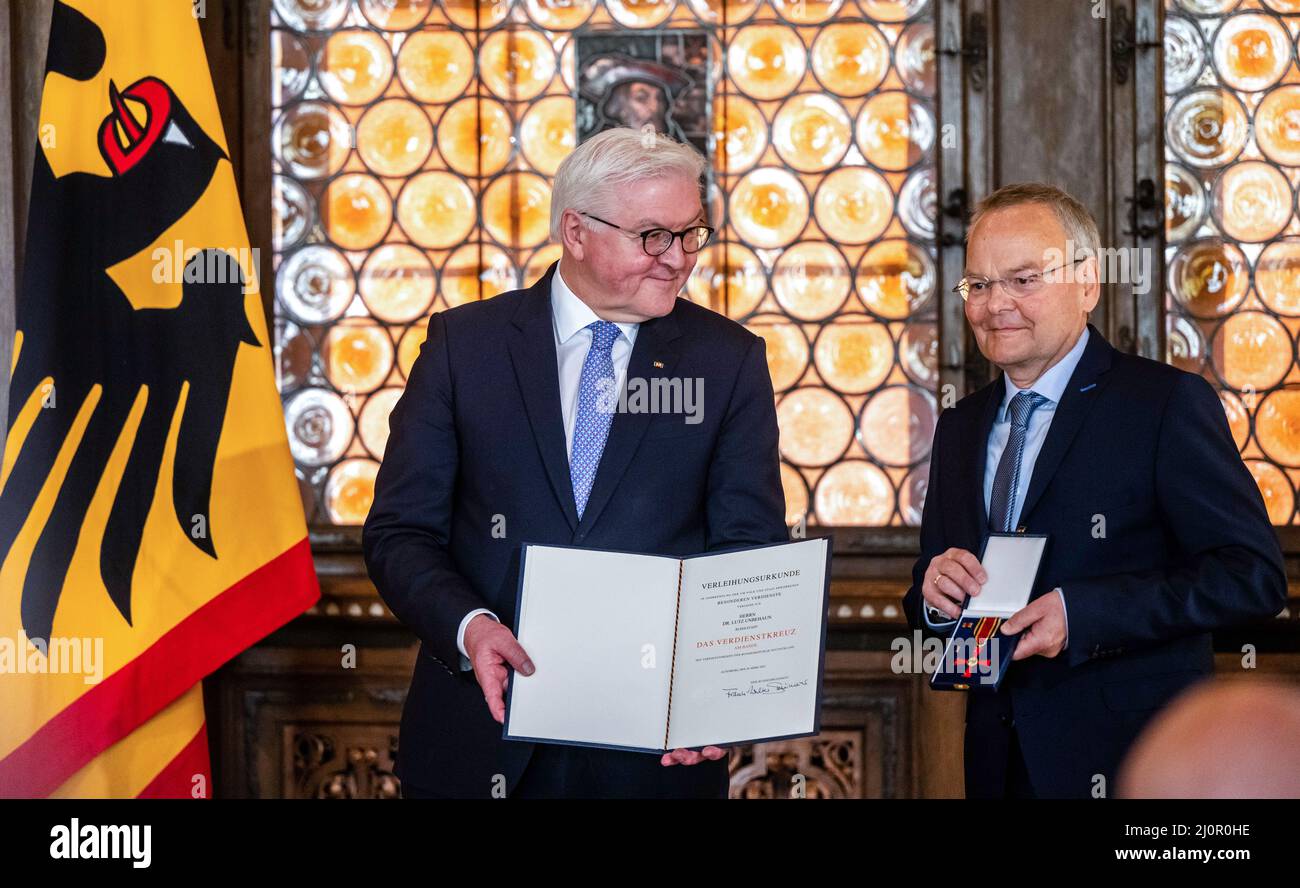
[579,212,715,256]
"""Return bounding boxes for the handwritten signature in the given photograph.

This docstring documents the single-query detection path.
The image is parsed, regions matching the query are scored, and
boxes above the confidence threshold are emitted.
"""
[723,679,809,698]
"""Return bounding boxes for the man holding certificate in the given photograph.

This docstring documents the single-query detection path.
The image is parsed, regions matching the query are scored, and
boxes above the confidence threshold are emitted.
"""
[904,183,1286,799]
[363,129,793,799]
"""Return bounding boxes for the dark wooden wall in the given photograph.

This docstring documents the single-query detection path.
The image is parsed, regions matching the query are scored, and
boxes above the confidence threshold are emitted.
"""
[0,0,54,449]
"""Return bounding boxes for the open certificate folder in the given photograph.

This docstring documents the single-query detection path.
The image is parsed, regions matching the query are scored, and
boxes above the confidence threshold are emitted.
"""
[503,537,831,753]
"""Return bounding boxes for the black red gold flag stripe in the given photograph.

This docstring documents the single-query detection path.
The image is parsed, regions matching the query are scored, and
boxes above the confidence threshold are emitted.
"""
[0,0,318,798]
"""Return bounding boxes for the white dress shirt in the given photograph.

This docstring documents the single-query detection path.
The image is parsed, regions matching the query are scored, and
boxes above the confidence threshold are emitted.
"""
[550,267,640,454]
[455,268,640,669]
[925,327,1091,647]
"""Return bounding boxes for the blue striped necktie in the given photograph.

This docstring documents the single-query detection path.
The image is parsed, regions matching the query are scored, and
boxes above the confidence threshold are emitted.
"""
[570,320,621,519]
[988,390,1047,532]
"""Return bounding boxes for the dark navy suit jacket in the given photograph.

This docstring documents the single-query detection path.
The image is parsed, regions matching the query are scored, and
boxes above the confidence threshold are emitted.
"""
[903,325,1286,798]
[363,263,787,798]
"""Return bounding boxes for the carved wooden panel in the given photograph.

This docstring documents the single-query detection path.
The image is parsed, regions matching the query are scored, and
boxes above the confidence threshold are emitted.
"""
[207,637,416,799]
[730,733,863,799]
[208,631,1300,799]
[291,726,400,800]
[209,641,925,798]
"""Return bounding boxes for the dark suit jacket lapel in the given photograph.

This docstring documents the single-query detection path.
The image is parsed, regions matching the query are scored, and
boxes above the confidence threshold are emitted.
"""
[575,306,683,535]
[505,263,579,531]
[964,376,1003,537]
[1017,325,1115,526]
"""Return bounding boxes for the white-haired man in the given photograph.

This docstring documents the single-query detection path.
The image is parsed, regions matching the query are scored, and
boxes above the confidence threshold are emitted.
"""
[364,128,788,798]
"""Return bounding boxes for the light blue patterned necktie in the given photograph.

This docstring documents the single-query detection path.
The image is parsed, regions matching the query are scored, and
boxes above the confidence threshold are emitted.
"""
[988,390,1047,532]
[570,320,621,520]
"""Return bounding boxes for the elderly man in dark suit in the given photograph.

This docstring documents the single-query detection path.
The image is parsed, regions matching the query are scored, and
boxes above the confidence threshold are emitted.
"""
[363,128,787,798]
[904,182,1286,799]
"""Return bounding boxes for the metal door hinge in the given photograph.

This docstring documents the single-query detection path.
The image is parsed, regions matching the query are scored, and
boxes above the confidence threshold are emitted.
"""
[1112,5,1161,86]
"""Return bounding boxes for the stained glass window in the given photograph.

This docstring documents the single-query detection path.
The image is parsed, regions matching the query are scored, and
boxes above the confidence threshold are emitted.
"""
[269,0,939,528]
[1164,0,1300,525]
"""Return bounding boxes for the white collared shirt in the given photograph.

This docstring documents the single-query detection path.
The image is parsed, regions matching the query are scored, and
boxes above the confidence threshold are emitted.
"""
[550,266,640,456]
[456,267,641,667]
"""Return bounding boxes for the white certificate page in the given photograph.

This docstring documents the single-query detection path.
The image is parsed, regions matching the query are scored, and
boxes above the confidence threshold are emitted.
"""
[505,545,683,751]
[665,538,829,750]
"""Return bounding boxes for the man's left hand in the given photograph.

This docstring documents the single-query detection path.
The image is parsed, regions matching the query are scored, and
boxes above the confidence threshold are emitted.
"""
[1002,593,1067,660]
[661,746,727,767]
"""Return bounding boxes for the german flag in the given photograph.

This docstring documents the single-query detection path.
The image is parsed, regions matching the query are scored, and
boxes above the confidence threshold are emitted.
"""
[0,0,319,797]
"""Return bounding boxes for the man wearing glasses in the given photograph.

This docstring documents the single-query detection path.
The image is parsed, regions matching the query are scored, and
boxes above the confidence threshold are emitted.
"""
[364,128,788,798]
[904,183,1285,798]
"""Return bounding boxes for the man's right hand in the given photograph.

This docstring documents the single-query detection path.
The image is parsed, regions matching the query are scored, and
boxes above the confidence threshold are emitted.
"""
[922,547,987,620]
[463,614,535,724]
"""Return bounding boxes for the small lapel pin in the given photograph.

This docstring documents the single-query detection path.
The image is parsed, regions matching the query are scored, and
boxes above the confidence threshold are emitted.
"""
[652,360,664,369]
[1079,383,1097,392]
